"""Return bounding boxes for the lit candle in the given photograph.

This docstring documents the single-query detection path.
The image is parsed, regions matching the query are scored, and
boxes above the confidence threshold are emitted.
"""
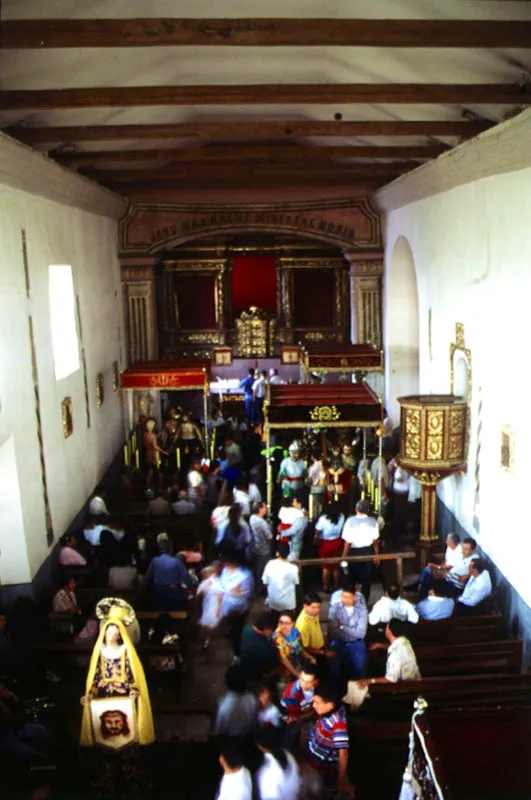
[176,448,181,470]
[135,450,140,470]
[124,444,129,465]
[374,487,379,512]
[156,451,161,469]
[309,493,314,520]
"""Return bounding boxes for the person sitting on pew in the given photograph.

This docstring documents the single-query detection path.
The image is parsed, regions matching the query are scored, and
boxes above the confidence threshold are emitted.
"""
[420,537,479,599]
[170,488,197,516]
[88,484,110,516]
[0,683,53,762]
[143,534,193,610]
[145,488,171,516]
[413,532,463,591]
[108,540,139,591]
[416,588,455,621]
[363,619,421,685]
[368,583,419,626]
[58,532,87,567]
[455,558,492,616]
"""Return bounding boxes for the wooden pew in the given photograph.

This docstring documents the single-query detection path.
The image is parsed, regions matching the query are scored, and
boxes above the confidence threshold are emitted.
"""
[32,639,187,699]
[367,612,504,646]
[368,638,522,677]
[352,673,531,722]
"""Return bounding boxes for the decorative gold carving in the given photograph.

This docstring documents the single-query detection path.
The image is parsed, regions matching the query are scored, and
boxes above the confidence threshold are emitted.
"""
[213,347,232,366]
[501,426,515,473]
[450,323,472,468]
[277,257,346,270]
[399,396,467,473]
[304,331,327,341]
[62,397,73,438]
[96,373,104,407]
[309,405,341,422]
[235,307,274,358]
[112,361,119,392]
[455,322,465,349]
[120,197,382,254]
[121,266,155,281]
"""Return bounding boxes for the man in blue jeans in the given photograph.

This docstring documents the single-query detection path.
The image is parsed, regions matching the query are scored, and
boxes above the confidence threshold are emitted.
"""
[328,585,368,683]
[239,367,255,424]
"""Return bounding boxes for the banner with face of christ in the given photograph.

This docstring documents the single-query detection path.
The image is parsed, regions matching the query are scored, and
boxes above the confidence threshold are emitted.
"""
[90,696,138,750]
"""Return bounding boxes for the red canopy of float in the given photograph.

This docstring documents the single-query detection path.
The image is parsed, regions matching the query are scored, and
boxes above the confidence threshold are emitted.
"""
[120,360,210,391]
[267,382,382,427]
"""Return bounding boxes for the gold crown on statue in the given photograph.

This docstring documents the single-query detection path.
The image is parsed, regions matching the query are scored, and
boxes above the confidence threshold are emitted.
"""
[96,597,136,627]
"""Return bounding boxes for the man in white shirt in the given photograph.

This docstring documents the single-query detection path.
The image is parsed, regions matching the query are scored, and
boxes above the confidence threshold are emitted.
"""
[252,369,268,424]
[216,741,252,800]
[262,542,299,613]
[369,583,419,626]
[455,559,492,615]
[88,485,110,516]
[416,532,463,594]
[360,619,421,687]
[341,499,380,601]
[439,537,480,599]
[269,368,284,385]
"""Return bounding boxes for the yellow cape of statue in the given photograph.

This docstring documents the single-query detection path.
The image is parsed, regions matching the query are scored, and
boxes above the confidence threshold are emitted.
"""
[80,614,155,746]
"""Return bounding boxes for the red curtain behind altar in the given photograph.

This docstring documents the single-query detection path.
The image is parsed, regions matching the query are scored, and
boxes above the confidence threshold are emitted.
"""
[292,269,334,328]
[177,275,216,329]
[232,256,277,313]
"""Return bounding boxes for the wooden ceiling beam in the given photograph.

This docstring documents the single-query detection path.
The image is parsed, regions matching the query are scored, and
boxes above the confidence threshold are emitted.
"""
[0,84,526,109]
[55,143,446,166]
[2,18,531,48]
[7,120,490,143]
[79,162,414,183]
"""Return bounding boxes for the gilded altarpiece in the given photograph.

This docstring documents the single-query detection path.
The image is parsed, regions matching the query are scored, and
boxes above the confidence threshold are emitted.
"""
[156,259,229,358]
[275,257,350,347]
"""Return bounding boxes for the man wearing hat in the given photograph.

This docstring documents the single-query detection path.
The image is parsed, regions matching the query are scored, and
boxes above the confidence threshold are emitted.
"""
[341,500,380,602]
[278,442,307,500]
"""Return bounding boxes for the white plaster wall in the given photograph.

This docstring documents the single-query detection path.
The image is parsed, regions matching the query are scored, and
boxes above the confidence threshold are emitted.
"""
[0,185,125,583]
[383,166,531,605]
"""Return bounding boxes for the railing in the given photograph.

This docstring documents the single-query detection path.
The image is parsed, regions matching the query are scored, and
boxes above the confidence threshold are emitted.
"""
[297,550,416,590]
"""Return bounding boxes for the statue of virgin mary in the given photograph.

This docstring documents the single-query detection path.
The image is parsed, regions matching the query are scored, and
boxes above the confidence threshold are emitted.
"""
[80,599,155,747]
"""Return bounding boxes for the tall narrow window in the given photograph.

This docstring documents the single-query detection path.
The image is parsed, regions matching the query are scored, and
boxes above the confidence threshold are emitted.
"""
[48,265,80,380]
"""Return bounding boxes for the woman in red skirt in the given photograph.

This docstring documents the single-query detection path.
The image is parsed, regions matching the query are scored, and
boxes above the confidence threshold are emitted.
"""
[314,502,345,592]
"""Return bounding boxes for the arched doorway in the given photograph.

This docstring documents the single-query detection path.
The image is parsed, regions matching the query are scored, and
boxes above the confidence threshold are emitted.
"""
[384,235,420,425]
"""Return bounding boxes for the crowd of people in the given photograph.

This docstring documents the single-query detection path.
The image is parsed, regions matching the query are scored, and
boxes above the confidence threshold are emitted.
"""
[0,380,496,799]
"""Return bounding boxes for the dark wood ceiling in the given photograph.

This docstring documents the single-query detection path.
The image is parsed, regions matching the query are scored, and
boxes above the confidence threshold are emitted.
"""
[2,2,531,197]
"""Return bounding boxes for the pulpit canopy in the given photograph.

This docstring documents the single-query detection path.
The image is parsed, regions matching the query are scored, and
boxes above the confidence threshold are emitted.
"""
[398,394,468,480]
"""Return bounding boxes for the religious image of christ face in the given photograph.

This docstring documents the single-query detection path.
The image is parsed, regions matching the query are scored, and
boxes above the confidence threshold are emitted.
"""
[100,709,130,739]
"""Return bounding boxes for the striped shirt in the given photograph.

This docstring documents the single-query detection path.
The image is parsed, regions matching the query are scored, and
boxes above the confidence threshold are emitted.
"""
[281,679,315,720]
[308,706,349,768]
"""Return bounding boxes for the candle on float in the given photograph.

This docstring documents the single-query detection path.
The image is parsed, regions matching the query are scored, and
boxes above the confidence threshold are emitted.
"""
[124,444,129,465]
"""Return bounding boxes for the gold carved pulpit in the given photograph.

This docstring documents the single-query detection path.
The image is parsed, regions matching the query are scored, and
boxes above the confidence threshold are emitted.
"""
[235,307,275,358]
